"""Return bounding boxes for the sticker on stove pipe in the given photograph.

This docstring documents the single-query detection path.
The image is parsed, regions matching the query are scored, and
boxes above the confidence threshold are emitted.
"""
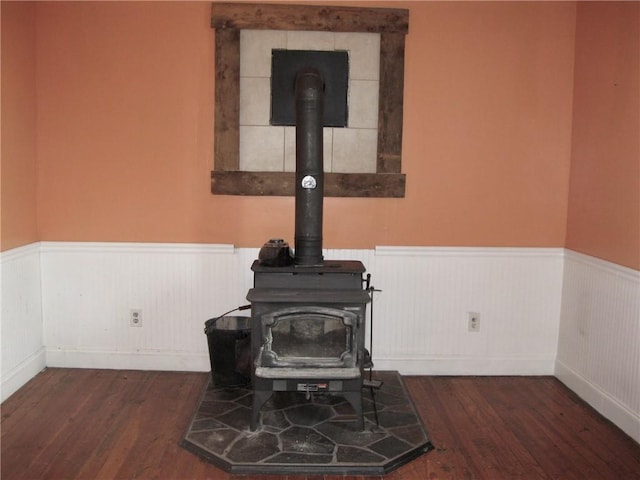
[301,175,317,189]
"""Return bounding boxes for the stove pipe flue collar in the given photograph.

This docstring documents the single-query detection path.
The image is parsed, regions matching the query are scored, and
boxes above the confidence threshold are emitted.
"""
[294,68,324,266]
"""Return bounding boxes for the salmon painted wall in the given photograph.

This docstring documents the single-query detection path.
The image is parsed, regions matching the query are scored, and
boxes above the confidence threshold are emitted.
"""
[30,2,576,249]
[1,2,38,251]
[566,2,640,270]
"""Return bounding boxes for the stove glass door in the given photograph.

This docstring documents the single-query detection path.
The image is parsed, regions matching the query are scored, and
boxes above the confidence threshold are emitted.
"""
[262,306,357,367]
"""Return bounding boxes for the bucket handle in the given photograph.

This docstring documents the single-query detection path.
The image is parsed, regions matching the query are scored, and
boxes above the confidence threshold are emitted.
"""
[205,304,251,333]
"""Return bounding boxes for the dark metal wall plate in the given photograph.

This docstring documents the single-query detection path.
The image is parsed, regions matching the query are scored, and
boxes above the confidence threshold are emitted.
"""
[271,49,349,127]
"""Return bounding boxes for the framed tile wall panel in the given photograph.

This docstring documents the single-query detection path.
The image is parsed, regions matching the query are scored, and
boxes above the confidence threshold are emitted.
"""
[210,3,408,197]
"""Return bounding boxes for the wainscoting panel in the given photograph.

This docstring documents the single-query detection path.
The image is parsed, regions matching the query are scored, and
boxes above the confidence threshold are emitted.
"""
[1,244,45,401]
[41,242,254,372]
[7,242,637,440]
[371,247,565,375]
[556,251,640,442]
[40,243,564,376]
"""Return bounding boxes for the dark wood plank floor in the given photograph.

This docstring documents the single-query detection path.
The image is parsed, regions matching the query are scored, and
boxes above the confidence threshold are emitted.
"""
[2,369,638,479]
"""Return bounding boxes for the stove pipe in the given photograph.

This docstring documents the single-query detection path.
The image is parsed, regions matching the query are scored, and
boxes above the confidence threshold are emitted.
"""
[294,68,324,266]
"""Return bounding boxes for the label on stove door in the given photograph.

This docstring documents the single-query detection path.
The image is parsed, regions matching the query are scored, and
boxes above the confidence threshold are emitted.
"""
[297,383,328,392]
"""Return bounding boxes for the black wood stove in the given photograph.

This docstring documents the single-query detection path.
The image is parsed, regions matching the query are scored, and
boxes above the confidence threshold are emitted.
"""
[248,260,370,430]
[247,67,370,431]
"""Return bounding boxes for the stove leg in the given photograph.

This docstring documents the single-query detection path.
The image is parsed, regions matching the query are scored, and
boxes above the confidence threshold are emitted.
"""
[251,390,273,431]
[342,391,364,431]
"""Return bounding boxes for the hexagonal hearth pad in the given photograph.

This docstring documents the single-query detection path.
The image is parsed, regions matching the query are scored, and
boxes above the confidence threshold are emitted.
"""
[181,371,433,475]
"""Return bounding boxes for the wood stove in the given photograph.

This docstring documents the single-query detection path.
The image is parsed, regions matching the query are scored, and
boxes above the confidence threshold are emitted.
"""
[248,261,369,431]
[247,66,371,431]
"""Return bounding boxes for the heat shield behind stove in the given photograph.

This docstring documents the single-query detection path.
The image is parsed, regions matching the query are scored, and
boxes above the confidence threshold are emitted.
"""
[270,49,349,127]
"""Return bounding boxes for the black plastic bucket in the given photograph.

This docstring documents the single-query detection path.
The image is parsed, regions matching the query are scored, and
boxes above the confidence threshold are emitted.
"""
[204,315,251,387]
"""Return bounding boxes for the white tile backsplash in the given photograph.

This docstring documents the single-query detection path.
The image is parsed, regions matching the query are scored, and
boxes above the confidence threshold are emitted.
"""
[239,30,380,174]
[335,32,380,80]
[239,126,285,171]
[284,127,296,172]
[240,30,287,77]
[348,80,379,129]
[286,31,335,51]
[332,128,378,173]
[239,77,271,126]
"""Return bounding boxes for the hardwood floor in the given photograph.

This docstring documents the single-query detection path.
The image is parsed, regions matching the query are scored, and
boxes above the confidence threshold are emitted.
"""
[1,369,638,479]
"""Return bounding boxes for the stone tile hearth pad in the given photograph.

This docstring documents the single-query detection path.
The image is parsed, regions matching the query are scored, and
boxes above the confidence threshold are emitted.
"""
[181,371,433,475]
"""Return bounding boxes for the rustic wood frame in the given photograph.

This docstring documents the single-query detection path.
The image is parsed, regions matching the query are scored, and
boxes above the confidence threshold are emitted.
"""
[210,3,408,197]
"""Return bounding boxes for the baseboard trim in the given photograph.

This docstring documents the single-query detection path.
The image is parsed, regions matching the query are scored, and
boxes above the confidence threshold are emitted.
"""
[43,349,555,377]
[366,355,556,376]
[555,360,640,443]
[45,348,211,373]
[1,347,47,402]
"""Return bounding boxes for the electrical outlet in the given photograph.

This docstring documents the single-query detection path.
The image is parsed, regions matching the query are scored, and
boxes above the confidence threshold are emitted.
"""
[468,312,480,332]
[130,309,142,327]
